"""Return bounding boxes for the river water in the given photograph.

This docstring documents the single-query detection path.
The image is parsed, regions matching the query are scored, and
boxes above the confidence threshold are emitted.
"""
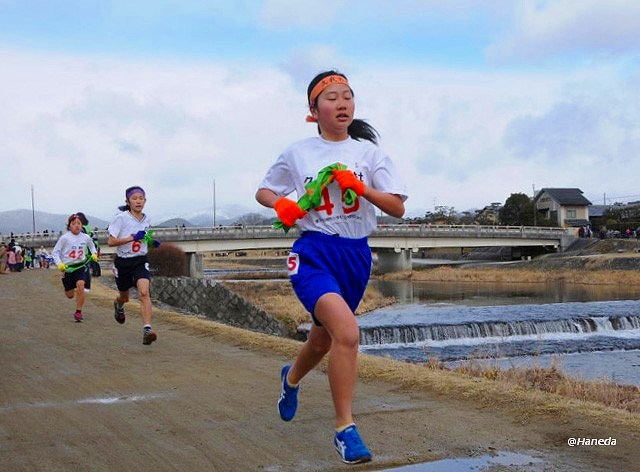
[363,279,640,386]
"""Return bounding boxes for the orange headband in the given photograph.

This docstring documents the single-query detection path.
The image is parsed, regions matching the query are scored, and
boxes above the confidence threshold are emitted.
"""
[306,74,350,123]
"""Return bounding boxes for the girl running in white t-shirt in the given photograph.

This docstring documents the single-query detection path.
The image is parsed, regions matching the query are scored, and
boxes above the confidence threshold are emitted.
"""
[51,214,98,322]
[107,186,160,345]
[256,70,408,464]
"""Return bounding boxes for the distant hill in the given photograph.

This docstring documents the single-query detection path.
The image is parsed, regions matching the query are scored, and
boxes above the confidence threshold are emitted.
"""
[155,217,195,228]
[0,205,275,238]
[188,213,234,227]
[179,203,265,227]
[0,209,110,236]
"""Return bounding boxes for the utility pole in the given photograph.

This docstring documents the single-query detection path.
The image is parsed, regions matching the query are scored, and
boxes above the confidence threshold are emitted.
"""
[31,184,36,233]
[212,179,216,227]
[532,184,537,226]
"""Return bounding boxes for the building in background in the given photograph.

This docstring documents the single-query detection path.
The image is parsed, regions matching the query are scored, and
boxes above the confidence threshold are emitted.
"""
[534,188,591,228]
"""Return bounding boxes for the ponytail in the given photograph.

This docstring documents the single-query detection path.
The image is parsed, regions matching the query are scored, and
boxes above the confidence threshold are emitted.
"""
[348,119,379,145]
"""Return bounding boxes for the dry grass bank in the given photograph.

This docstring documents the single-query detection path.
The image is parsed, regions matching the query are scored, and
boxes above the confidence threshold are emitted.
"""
[387,264,640,286]
[221,280,396,332]
[425,357,640,414]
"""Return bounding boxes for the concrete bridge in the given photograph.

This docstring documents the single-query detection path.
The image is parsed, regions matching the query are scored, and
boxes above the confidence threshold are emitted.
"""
[13,224,574,276]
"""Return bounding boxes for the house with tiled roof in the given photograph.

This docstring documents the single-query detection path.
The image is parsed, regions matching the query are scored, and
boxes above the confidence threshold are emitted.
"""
[533,188,592,227]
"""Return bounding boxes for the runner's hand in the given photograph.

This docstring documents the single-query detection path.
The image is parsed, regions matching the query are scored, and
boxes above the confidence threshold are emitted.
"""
[131,230,147,240]
[332,169,366,196]
[91,253,99,262]
[57,262,67,272]
[274,198,307,227]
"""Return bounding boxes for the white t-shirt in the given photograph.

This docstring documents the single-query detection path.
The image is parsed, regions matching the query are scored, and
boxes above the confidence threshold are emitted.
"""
[108,211,151,258]
[259,136,408,239]
[51,232,97,265]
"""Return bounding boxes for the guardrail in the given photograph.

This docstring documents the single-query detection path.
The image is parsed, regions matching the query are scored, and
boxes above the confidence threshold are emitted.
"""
[7,224,570,248]
[372,224,567,239]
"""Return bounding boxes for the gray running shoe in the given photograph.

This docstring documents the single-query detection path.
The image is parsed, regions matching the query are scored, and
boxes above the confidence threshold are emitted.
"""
[143,330,157,345]
[113,300,125,324]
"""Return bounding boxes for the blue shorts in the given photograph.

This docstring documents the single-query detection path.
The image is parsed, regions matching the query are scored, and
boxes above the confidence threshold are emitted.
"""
[288,231,371,326]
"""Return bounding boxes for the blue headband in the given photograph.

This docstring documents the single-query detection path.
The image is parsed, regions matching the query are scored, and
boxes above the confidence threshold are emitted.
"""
[126,187,145,199]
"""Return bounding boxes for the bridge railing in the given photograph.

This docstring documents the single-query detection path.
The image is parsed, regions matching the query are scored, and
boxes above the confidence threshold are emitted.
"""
[9,224,569,248]
[372,224,568,239]
[142,225,300,241]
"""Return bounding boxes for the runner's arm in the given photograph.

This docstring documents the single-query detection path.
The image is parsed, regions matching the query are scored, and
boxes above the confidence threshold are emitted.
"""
[255,188,281,208]
[107,234,135,247]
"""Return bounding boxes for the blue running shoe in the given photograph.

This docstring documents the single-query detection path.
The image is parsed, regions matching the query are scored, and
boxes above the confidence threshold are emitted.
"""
[278,365,299,421]
[334,424,372,464]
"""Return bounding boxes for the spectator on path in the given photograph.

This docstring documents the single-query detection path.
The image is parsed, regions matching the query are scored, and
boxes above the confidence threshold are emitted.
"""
[0,242,7,274]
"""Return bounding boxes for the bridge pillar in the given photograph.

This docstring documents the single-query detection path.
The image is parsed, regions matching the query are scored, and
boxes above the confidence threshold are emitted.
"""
[376,248,412,274]
[186,252,203,278]
[559,234,577,252]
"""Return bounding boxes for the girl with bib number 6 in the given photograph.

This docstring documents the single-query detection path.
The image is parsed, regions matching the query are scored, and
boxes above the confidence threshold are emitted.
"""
[107,186,160,346]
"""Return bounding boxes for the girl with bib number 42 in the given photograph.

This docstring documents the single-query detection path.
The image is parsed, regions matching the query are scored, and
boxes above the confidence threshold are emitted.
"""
[256,70,407,464]
[107,186,160,346]
[51,214,99,322]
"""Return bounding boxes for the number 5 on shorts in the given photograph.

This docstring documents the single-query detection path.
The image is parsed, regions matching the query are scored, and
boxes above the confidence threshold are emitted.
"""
[287,252,299,276]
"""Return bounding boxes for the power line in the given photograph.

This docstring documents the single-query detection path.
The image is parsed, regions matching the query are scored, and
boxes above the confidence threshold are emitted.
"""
[605,194,640,201]
[585,192,640,205]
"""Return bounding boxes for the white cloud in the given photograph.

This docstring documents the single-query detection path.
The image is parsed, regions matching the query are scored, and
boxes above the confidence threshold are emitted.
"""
[259,0,346,30]
[346,62,639,214]
[279,45,345,86]
[488,0,640,62]
[0,48,305,221]
[1,44,639,223]
[503,60,640,166]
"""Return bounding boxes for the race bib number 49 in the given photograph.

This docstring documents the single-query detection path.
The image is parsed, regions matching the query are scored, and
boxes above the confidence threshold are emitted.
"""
[287,252,299,276]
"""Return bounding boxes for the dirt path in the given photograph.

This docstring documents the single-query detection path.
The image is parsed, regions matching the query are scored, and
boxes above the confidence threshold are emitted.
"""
[1,271,638,471]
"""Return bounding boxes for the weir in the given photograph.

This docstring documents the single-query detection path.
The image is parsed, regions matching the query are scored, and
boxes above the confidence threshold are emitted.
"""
[358,314,640,346]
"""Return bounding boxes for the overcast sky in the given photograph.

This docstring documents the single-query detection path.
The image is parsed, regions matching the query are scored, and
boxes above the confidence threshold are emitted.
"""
[1,0,639,223]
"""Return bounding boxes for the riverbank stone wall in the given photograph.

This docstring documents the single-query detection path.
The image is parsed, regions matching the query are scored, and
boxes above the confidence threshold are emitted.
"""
[151,277,291,338]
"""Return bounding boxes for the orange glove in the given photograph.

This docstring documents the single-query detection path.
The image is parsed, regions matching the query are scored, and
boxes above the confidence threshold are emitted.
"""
[332,169,366,196]
[274,198,307,227]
